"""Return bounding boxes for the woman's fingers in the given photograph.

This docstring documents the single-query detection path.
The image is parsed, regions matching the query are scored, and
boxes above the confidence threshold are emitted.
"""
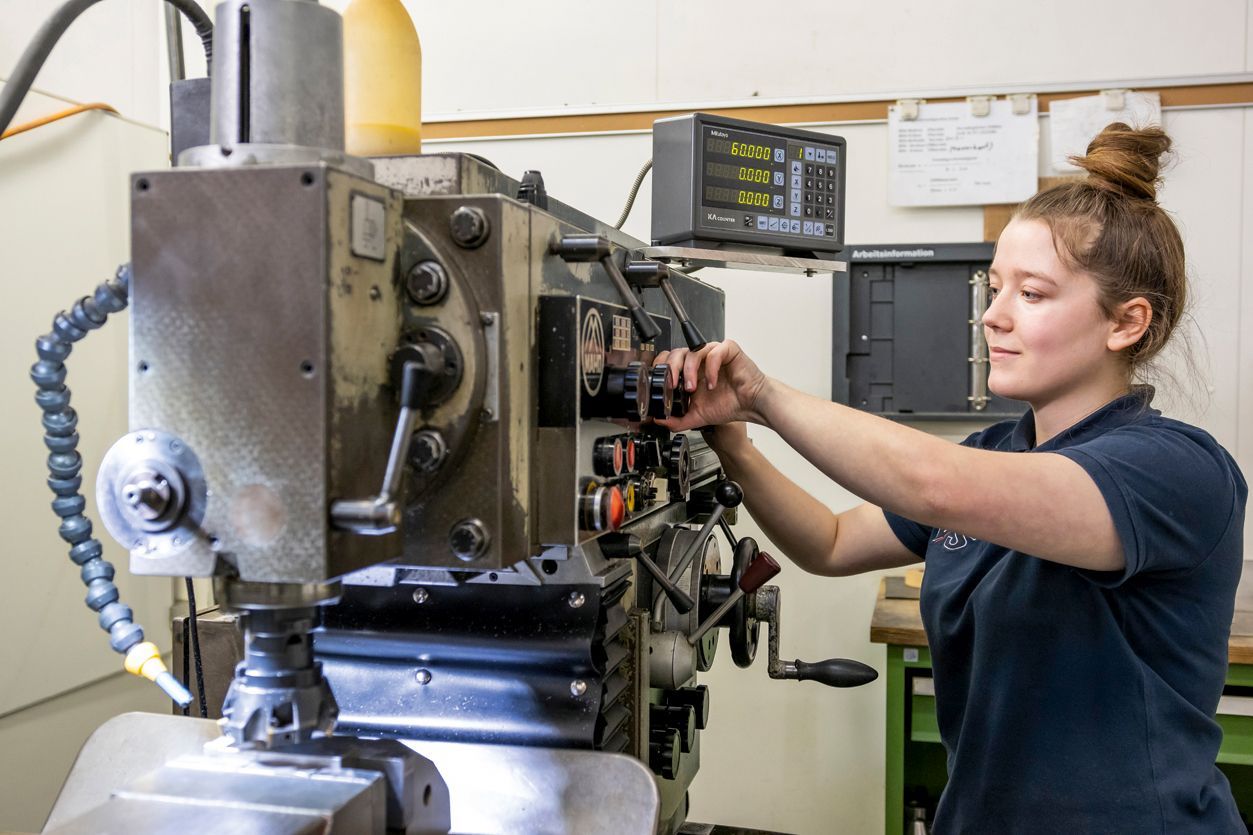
[705,342,732,390]
[662,348,689,388]
[682,343,716,392]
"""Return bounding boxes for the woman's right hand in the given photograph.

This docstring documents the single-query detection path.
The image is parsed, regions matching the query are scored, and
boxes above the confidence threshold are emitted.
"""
[653,340,770,434]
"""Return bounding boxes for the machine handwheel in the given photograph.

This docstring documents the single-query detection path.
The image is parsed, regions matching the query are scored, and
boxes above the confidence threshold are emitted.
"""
[729,536,761,668]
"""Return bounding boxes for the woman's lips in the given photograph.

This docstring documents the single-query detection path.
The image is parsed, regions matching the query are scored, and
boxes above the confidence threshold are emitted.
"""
[989,347,1019,360]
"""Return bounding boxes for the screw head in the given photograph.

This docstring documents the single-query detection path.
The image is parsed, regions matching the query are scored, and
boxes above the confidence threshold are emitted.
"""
[449,518,490,561]
[567,591,586,608]
[415,669,432,685]
[410,430,448,474]
[412,587,430,604]
[450,206,490,248]
[570,680,588,697]
[406,261,449,306]
[479,311,496,326]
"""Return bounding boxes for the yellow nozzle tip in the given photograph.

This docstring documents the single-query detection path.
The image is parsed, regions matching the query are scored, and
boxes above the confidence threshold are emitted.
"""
[124,641,169,682]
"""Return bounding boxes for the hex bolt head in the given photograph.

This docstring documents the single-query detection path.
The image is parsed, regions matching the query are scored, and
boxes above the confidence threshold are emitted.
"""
[410,429,448,474]
[450,206,490,248]
[567,591,586,609]
[412,587,430,604]
[406,261,449,306]
[449,518,490,561]
[570,679,588,697]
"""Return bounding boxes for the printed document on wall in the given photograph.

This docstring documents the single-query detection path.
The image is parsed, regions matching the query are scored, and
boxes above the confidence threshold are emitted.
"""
[888,98,1039,207]
[1048,92,1161,173]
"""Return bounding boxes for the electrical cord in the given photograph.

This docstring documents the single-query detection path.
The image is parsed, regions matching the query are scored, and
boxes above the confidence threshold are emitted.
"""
[30,263,192,708]
[615,158,653,229]
[0,101,117,141]
[0,0,213,139]
[185,577,208,718]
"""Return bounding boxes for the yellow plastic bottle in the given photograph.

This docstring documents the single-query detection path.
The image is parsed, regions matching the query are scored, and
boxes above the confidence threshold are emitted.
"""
[342,0,423,156]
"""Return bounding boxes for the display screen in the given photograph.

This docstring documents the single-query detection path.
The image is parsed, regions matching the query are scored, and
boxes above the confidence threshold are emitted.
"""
[697,122,842,242]
[701,126,787,215]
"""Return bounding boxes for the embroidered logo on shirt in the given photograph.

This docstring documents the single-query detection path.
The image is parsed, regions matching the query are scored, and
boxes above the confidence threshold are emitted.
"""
[932,529,976,551]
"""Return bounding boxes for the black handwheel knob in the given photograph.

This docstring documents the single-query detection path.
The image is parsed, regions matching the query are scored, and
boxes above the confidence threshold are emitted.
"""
[729,536,761,669]
[714,480,743,509]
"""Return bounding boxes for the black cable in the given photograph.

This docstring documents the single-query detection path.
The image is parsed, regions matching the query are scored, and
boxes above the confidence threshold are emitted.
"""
[181,613,191,716]
[185,577,208,718]
[0,0,213,139]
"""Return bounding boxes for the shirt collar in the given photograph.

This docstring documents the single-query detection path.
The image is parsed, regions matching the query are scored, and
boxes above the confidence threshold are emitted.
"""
[1008,386,1157,452]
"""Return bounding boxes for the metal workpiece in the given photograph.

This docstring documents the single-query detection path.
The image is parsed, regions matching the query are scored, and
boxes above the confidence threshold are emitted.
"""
[181,0,373,178]
[128,164,404,582]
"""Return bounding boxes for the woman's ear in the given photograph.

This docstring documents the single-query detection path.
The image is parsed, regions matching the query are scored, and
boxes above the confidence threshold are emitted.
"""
[1108,296,1152,353]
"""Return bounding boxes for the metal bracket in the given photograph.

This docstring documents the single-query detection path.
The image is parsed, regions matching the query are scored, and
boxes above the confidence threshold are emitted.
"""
[1008,93,1035,116]
[968,269,990,411]
[967,95,993,118]
[1102,88,1129,111]
[896,98,925,121]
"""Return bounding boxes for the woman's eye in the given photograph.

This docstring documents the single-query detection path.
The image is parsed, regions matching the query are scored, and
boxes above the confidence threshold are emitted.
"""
[988,286,1000,299]
[1021,290,1041,301]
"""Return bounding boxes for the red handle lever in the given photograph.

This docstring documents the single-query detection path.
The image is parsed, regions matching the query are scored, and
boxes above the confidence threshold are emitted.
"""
[737,550,780,594]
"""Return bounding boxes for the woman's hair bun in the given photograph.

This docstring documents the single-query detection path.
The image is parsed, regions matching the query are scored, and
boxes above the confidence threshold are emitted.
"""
[1068,122,1172,202]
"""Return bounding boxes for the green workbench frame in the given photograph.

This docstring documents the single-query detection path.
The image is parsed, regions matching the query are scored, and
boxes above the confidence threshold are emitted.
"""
[883,644,1253,835]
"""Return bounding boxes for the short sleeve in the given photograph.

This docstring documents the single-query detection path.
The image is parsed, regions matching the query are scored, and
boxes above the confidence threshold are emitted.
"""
[1056,424,1242,585]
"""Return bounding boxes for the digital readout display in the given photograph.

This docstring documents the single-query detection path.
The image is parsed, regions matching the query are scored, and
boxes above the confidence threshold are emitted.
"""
[701,125,787,215]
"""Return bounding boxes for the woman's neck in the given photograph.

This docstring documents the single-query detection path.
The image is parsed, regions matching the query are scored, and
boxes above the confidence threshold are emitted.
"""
[1030,375,1131,445]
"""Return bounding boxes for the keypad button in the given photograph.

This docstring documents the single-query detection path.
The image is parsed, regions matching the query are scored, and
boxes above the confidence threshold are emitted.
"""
[814,224,825,237]
[816,148,827,163]
[803,206,813,217]
[743,216,753,228]
[768,216,780,231]
[802,221,814,235]
[826,223,836,236]
[825,207,835,219]
[773,171,784,186]
[774,148,785,163]
[790,174,802,189]
[790,189,801,203]
[756,215,768,230]
[790,160,802,175]
[826,194,834,205]
[804,147,815,161]
[772,194,783,209]
[803,191,812,203]
[815,165,825,177]
[804,178,814,190]
[804,164,814,177]
[789,203,800,217]
[789,219,801,233]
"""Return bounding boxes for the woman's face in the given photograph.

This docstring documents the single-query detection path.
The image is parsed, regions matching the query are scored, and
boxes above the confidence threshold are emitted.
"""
[984,219,1116,405]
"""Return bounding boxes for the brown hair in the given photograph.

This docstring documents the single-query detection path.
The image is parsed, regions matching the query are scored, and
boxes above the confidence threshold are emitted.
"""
[1014,122,1186,377]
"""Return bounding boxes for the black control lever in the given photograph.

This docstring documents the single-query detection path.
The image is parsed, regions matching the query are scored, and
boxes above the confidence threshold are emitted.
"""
[624,261,707,351]
[600,533,695,614]
[551,235,661,343]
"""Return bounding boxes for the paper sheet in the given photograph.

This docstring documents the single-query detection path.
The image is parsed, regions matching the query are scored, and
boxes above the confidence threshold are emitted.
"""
[1048,92,1162,173]
[888,98,1039,208]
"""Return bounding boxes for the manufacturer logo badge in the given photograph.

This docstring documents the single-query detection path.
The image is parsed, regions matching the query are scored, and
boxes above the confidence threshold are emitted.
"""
[581,308,605,396]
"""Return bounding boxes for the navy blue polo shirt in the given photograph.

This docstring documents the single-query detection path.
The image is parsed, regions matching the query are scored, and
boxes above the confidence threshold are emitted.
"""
[885,390,1247,834]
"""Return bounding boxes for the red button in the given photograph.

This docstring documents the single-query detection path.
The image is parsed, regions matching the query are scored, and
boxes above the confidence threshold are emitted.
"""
[607,486,626,531]
[624,438,636,471]
[612,438,624,475]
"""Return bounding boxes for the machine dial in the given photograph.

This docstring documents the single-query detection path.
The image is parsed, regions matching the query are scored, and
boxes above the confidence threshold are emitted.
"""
[664,434,691,500]
[593,437,625,478]
[620,363,648,422]
[648,364,674,420]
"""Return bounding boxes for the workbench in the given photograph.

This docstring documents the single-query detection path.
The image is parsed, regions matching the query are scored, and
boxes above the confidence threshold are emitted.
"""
[871,578,1253,834]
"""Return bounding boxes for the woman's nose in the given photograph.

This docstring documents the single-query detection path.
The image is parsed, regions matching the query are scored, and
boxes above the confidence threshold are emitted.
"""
[982,293,1009,331]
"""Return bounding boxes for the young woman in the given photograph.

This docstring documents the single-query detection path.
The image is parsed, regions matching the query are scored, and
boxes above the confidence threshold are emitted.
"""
[656,123,1248,833]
